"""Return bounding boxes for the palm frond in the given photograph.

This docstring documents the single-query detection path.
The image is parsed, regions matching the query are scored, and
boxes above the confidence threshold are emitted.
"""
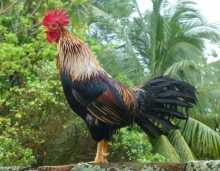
[164,60,198,78]
[179,117,220,159]
[192,114,220,130]
[154,135,180,162]
[169,130,195,162]
[166,41,203,62]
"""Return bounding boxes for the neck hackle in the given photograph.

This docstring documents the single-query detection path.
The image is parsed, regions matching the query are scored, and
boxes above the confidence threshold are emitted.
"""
[57,29,104,81]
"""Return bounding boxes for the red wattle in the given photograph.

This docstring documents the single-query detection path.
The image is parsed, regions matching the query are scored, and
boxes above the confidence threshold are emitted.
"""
[47,30,60,43]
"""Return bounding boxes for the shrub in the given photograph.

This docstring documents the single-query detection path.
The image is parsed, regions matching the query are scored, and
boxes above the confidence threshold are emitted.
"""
[0,136,36,166]
[111,127,166,163]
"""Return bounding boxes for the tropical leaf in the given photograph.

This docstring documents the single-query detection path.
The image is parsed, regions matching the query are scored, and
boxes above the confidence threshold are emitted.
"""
[179,117,220,159]
[164,60,198,77]
[192,113,220,130]
[154,135,180,162]
[169,130,195,162]
[128,0,219,77]
[196,83,220,114]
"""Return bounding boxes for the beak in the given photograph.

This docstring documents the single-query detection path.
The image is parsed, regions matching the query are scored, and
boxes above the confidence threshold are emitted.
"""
[44,28,49,33]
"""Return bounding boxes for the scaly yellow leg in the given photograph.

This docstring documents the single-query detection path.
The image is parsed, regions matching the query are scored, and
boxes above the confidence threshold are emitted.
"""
[93,139,109,164]
[102,139,109,164]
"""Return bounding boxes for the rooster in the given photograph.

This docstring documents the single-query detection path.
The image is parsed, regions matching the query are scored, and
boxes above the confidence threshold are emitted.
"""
[42,10,197,164]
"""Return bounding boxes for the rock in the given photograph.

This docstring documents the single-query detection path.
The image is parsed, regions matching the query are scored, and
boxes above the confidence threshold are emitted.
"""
[0,166,36,171]
[39,164,74,171]
[38,163,185,171]
[186,160,220,171]
[70,163,185,171]
[37,160,220,171]
[2,160,220,171]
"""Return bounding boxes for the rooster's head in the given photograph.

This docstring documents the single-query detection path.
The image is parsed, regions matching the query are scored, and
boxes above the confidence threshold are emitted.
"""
[43,9,69,43]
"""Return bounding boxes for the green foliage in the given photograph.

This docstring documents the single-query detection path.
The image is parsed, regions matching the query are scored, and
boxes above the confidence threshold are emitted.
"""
[0,117,31,166]
[111,128,166,163]
[94,0,135,18]
[169,130,195,162]
[0,136,36,166]
[154,135,180,162]
[0,3,77,165]
[179,118,220,159]
[129,0,219,77]
[0,60,79,164]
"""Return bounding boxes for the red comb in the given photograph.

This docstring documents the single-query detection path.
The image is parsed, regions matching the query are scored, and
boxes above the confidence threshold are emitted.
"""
[43,9,69,27]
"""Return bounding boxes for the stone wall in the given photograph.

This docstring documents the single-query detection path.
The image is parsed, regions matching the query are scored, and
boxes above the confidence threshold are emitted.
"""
[2,160,220,171]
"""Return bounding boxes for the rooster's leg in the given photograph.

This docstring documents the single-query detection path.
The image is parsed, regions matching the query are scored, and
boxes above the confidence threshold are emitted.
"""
[102,139,109,163]
[94,140,103,163]
[93,139,108,164]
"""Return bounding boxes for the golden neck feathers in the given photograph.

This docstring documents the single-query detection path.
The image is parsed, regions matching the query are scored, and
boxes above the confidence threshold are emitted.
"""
[57,30,104,80]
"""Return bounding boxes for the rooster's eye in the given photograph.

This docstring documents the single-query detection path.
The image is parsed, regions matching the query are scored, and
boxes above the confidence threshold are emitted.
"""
[49,23,58,30]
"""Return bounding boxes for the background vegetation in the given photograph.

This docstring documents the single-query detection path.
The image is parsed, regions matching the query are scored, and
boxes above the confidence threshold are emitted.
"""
[0,0,220,166]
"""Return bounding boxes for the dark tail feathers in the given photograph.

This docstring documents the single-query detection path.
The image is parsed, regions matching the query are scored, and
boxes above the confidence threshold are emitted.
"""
[136,76,197,137]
